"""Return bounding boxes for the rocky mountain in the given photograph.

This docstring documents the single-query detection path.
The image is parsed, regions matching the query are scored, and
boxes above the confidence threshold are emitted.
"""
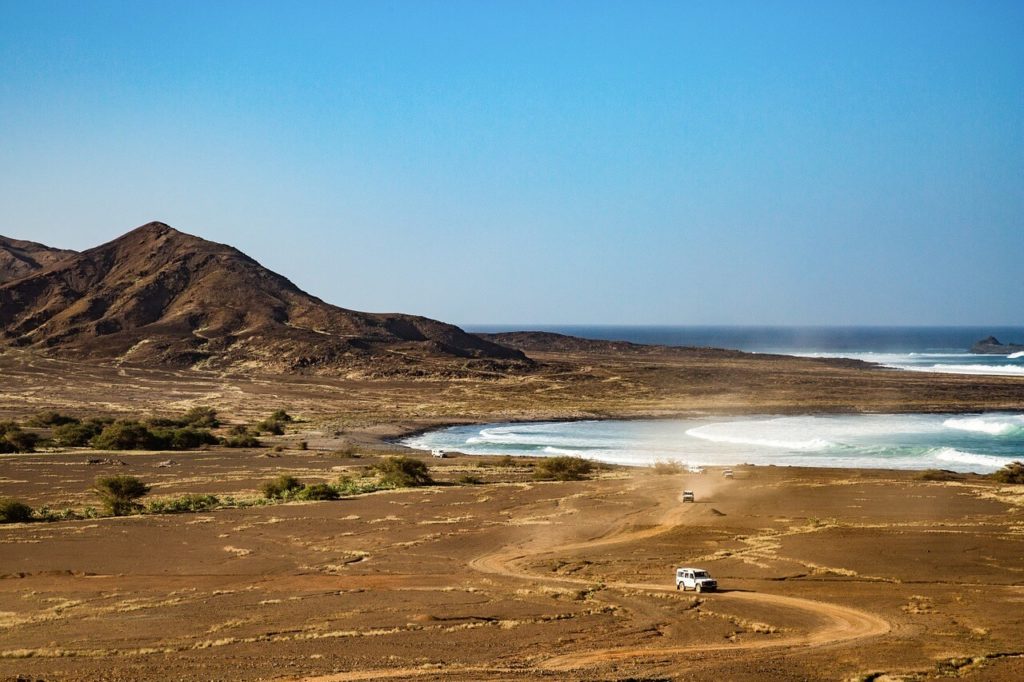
[0,222,529,375]
[0,236,77,284]
[971,336,1024,355]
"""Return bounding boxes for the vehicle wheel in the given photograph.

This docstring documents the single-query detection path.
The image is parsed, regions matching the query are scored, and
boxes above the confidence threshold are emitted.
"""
[676,583,680,590]
[696,584,703,593]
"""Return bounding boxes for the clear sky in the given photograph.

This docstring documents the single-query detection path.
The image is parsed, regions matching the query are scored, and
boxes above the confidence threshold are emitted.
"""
[1,1,1021,326]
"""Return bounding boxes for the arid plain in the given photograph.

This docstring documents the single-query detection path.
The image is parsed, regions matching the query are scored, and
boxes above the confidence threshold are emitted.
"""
[1,345,1023,682]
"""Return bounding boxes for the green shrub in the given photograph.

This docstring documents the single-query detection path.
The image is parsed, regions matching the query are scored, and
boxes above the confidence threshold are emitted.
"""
[90,421,160,450]
[228,424,251,436]
[917,469,966,482]
[261,474,304,499]
[533,456,594,481]
[0,498,34,523]
[457,474,483,485]
[53,421,104,446]
[222,434,261,448]
[152,427,218,450]
[269,409,294,423]
[333,475,382,496]
[182,406,219,428]
[0,423,38,453]
[296,483,339,501]
[26,411,80,427]
[297,440,308,451]
[147,494,220,514]
[92,475,151,516]
[91,421,216,450]
[257,419,285,435]
[372,456,433,487]
[991,461,1024,484]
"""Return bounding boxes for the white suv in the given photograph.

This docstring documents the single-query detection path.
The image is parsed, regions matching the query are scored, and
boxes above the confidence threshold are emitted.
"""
[675,567,717,592]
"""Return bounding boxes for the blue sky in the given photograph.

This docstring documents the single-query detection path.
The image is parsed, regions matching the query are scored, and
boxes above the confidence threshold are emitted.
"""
[1,1,1021,326]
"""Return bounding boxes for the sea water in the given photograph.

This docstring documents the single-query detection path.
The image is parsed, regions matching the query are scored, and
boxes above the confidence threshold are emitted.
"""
[468,325,1024,377]
[405,414,1024,473]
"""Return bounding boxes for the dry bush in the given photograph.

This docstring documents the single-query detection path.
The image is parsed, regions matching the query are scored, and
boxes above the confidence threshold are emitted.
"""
[533,456,593,481]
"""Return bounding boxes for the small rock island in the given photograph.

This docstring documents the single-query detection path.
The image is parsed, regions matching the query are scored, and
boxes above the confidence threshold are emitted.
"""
[971,336,1024,354]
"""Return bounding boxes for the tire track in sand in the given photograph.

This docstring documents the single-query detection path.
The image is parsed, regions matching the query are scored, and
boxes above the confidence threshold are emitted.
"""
[468,487,890,672]
[298,484,889,680]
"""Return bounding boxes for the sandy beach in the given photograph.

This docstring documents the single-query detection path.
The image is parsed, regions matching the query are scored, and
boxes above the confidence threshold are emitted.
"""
[1,350,1023,680]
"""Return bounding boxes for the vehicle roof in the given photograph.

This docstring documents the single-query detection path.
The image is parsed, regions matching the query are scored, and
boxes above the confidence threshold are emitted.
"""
[676,567,709,571]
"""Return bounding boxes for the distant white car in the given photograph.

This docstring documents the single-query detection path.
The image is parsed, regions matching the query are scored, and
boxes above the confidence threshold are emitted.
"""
[431,449,446,458]
[687,464,705,474]
[676,567,717,592]
[723,469,734,478]
[681,490,695,502]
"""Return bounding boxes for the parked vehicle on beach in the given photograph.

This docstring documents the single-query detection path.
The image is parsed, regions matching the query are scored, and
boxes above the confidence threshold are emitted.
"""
[681,490,695,502]
[676,567,717,592]
[431,449,446,458]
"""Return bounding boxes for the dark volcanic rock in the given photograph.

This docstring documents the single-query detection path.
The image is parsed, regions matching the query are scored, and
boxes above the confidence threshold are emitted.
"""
[971,336,1024,355]
[0,236,76,284]
[0,222,529,374]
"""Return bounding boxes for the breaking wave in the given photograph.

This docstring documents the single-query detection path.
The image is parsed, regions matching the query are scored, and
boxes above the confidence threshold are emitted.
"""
[685,423,832,451]
[407,412,1024,473]
[931,448,1012,469]
[943,415,1024,437]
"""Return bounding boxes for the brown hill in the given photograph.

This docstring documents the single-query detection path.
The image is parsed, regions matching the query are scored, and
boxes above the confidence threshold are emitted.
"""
[0,222,529,375]
[0,236,76,284]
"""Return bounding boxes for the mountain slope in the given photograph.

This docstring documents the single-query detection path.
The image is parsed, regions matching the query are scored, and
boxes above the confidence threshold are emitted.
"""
[0,222,528,375]
[0,236,77,284]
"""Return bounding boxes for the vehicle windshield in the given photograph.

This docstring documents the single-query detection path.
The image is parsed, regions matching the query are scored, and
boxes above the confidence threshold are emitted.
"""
[693,571,709,578]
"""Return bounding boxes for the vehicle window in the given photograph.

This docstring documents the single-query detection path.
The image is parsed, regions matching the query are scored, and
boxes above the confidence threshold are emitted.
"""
[694,571,708,578]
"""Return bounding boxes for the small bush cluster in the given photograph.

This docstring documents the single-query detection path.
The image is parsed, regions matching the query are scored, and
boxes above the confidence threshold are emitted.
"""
[296,483,339,501]
[917,469,966,482]
[0,498,34,523]
[991,461,1024,484]
[147,494,221,514]
[53,418,110,446]
[92,475,151,516]
[90,421,217,451]
[372,456,433,487]
[0,421,38,453]
[146,406,220,429]
[261,475,341,501]
[26,411,80,427]
[257,410,294,436]
[261,474,304,499]
[533,455,594,481]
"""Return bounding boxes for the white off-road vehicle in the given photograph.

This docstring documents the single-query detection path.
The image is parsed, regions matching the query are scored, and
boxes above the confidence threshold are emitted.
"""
[675,567,717,592]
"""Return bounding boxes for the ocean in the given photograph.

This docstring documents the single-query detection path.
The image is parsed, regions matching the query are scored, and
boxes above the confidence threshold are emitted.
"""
[405,414,1024,473]
[468,325,1024,376]
[408,326,1024,472]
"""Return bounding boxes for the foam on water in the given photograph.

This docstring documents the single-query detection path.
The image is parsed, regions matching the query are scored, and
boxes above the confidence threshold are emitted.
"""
[1009,351,1024,359]
[685,421,833,451]
[406,412,1024,473]
[943,415,1024,436]
[931,448,1010,469]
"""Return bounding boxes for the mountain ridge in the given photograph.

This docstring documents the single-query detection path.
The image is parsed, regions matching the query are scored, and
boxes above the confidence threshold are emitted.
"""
[0,235,77,284]
[0,222,529,375]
